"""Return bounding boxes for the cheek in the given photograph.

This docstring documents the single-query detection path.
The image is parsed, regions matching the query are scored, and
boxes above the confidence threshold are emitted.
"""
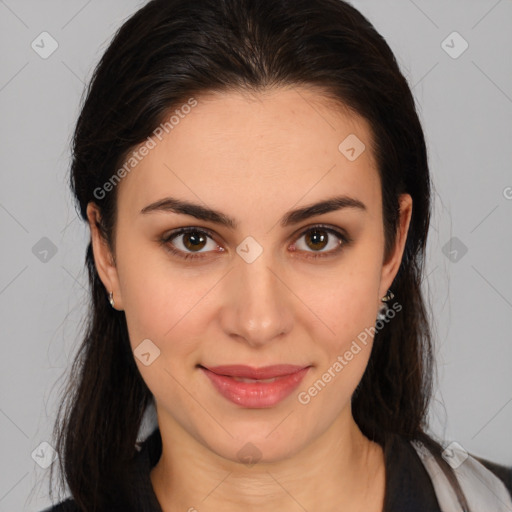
[116,248,220,376]
[296,279,379,412]
[120,267,202,349]
[114,232,187,330]
[118,258,206,398]
[296,256,382,343]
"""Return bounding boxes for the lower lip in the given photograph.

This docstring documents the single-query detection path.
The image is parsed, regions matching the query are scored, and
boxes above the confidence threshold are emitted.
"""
[200,367,310,408]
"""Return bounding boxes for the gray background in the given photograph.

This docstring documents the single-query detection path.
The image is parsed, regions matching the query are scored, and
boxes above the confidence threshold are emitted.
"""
[0,0,511,510]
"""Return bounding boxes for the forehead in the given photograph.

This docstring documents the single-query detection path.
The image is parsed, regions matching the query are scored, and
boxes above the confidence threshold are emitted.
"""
[116,86,380,217]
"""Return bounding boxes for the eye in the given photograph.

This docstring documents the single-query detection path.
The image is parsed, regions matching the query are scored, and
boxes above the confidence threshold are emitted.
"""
[160,227,222,260]
[291,224,351,259]
[160,224,351,261]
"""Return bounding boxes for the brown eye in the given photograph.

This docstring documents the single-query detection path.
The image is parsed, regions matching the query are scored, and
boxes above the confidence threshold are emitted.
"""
[161,224,351,262]
[292,225,350,259]
[161,227,220,260]
[181,231,208,251]
[304,229,329,251]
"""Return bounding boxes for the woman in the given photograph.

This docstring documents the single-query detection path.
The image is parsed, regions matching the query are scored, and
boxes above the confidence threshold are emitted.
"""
[43,0,511,511]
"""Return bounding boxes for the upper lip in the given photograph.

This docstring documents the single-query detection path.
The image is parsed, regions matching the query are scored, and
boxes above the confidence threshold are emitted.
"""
[200,364,309,379]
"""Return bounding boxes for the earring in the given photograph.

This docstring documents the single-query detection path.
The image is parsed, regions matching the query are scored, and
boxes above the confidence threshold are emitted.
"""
[108,291,115,308]
[377,289,394,321]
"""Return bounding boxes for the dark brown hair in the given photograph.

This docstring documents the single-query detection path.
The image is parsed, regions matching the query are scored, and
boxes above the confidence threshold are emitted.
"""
[49,0,470,510]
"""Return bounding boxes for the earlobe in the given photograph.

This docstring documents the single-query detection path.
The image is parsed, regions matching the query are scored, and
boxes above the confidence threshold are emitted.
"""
[378,193,413,299]
[86,202,124,310]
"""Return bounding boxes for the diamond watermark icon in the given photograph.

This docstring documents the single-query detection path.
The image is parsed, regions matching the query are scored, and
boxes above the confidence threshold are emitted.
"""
[134,338,161,366]
[236,236,263,264]
[338,134,365,161]
[441,31,468,59]
[31,441,57,469]
[31,31,59,59]
[442,441,468,469]
[237,442,262,467]
[442,236,468,263]
[32,237,58,263]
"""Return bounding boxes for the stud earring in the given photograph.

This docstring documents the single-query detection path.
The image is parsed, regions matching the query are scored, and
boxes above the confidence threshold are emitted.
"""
[377,289,394,322]
[108,291,115,308]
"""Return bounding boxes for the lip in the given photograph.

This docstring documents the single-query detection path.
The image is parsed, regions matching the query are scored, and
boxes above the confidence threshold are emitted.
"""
[203,364,307,379]
[199,364,310,408]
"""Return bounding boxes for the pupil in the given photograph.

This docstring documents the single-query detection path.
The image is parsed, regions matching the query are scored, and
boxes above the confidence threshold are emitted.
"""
[308,230,327,250]
[185,232,206,251]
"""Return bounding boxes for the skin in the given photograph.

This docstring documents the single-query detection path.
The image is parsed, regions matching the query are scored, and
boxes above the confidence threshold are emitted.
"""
[87,86,412,512]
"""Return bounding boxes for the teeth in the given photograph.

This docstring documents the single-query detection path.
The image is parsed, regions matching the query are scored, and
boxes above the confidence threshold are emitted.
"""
[231,376,279,383]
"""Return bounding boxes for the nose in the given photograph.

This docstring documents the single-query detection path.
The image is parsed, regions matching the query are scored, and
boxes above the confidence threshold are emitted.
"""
[219,251,294,348]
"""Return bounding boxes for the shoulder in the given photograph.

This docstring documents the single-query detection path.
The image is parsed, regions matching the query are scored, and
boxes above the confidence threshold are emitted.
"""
[38,430,162,512]
[40,497,80,512]
[473,455,512,498]
[383,432,443,510]
[410,438,512,510]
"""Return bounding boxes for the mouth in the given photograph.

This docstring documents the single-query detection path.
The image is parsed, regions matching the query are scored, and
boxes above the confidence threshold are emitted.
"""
[198,363,309,379]
[198,363,311,408]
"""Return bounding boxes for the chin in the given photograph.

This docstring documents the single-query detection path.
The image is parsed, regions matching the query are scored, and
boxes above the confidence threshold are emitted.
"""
[199,421,309,467]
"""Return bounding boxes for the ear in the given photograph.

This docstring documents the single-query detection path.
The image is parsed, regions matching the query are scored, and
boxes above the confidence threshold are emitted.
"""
[86,202,124,311]
[378,193,413,300]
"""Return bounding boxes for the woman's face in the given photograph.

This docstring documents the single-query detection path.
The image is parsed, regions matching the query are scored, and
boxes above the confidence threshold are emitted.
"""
[88,86,411,464]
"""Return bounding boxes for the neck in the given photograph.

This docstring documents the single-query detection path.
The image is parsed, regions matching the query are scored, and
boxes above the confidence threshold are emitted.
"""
[150,410,386,512]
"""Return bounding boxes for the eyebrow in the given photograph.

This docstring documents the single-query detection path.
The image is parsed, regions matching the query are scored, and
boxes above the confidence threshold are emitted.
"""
[140,195,367,229]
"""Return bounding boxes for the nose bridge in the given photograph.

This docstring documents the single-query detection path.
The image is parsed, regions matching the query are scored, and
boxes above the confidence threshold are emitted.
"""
[226,245,292,345]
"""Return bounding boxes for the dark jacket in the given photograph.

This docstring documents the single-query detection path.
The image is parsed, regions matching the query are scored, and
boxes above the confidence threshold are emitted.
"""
[41,427,512,512]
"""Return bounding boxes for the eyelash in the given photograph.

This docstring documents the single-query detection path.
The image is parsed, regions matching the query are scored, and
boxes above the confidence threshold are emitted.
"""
[159,224,352,261]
